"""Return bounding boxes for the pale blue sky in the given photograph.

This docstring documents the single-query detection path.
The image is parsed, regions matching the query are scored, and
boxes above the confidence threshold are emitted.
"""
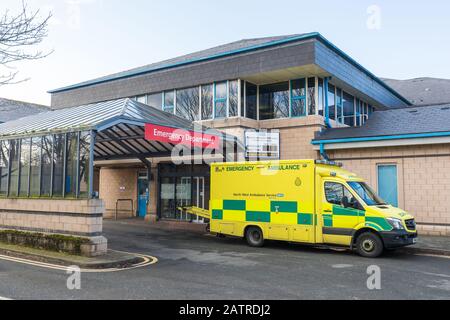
[0,0,449,105]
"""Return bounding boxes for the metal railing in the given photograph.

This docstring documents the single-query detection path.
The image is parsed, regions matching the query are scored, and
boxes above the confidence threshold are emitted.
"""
[115,199,134,220]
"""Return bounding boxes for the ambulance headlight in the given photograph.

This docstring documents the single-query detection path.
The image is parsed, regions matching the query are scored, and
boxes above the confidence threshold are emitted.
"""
[387,218,405,230]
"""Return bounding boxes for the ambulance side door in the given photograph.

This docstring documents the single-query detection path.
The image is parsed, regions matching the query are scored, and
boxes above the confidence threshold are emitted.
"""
[321,181,365,244]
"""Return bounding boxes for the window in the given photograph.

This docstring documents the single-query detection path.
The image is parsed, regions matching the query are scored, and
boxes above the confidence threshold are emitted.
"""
[41,135,52,197]
[176,87,200,121]
[240,81,245,117]
[291,79,306,117]
[8,139,20,197]
[79,132,91,198]
[163,91,175,114]
[259,82,290,120]
[0,140,10,197]
[30,137,41,197]
[343,92,355,126]
[318,78,324,116]
[308,77,316,115]
[228,80,239,117]
[65,133,78,197]
[147,93,163,109]
[348,181,385,206]
[201,85,213,120]
[336,88,344,124]
[214,82,227,118]
[245,82,257,120]
[52,134,65,197]
[136,95,147,104]
[19,138,31,196]
[377,165,398,207]
[327,84,336,121]
[325,182,358,208]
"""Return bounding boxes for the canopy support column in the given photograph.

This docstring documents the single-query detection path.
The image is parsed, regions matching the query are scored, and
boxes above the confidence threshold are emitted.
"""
[88,130,97,199]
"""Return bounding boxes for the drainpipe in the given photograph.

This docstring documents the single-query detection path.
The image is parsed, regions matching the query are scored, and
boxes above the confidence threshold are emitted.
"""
[324,77,332,129]
[319,143,330,161]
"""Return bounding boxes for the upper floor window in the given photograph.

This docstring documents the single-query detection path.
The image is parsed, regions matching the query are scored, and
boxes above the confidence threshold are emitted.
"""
[259,82,289,120]
[307,78,316,116]
[291,79,306,117]
[136,95,147,104]
[228,80,239,117]
[147,93,162,109]
[245,82,257,120]
[318,78,324,116]
[163,91,175,114]
[176,87,200,121]
[214,82,227,118]
[201,85,213,120]
[343,92,355,127]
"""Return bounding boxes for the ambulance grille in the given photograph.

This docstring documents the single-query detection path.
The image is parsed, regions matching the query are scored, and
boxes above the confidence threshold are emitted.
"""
[405,219,416,231]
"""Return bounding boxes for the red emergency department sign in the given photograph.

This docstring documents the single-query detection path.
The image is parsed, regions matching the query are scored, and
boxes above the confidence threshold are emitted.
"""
[145,124,221,150]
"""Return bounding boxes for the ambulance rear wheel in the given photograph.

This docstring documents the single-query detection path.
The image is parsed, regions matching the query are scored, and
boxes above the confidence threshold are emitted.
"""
[246,227,264,247]
[356,232,384,258]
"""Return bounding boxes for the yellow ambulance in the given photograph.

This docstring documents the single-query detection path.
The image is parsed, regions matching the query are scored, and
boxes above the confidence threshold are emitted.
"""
[183,160,418,258]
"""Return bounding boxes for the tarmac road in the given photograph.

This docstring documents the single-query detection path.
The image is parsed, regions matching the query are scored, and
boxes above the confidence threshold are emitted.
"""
[0,219,449,300]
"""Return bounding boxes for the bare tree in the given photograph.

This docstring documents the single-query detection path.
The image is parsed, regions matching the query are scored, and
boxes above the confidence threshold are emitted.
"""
[0,1,52,85]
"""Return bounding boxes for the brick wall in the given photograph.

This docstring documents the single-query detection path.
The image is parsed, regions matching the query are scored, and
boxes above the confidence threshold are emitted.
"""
[328,144,450,236]
[0,198,107,256]
[99,168,139,219]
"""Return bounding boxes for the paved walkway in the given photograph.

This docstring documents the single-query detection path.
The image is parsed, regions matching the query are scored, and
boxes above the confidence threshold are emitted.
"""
[403,235,450,256]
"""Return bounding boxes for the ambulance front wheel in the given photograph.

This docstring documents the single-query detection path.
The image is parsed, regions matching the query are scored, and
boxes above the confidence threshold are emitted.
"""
[245,226,265,247]
[355,232,384,258]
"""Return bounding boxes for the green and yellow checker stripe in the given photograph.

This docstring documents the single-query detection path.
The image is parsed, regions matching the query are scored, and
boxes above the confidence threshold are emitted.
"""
[212,200,314,226]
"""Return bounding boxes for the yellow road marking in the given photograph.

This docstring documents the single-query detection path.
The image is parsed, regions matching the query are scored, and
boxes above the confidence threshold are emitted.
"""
[0,250,158,273]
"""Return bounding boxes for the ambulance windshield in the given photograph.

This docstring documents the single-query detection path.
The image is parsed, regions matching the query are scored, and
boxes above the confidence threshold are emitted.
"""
[347,182,386,206]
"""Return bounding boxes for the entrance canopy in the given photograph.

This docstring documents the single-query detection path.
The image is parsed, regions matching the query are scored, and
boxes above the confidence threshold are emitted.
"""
[0,98,242,199]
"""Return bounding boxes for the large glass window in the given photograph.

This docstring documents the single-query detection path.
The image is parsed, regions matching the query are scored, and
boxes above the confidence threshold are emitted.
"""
[163,91,175,114]
[245,82,257,120]
[136,95,147,104]
[79,132,91,198]
[9,139,20,197]
[66,133,78,197]
[201,85,213,120]
[30,137,41,197]
[52,134,65,197]
[176,87,200,121]
[291,79,306,117]
[228,80,239,117]
[308,77,316,115]
[147,93,163,109]
[240,81,245,118]
[0,140,10,197]
[41,135,52,197]
[214,82,227,118]
[327,84,336,121]
[19,138,31,196]
[259,82,289,120]
[343,92,355,126]
[336,88,344,124]
[318,78,324,116]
